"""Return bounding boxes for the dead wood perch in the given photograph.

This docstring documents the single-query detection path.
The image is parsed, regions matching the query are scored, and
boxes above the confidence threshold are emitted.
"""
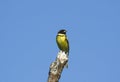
[47,51,68,82]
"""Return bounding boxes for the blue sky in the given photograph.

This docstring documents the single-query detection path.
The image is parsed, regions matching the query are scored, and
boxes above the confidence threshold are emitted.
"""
[0,0,120,82]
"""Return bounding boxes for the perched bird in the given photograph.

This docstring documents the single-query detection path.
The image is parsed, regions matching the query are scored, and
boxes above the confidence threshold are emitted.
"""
[56,29,69,54]
[56,29,69,68]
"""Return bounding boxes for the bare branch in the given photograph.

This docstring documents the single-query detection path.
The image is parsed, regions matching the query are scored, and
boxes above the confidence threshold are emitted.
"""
[47,51,68,82]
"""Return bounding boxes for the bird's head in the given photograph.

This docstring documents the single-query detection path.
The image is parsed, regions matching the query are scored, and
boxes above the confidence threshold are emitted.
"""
[58,29,67,34]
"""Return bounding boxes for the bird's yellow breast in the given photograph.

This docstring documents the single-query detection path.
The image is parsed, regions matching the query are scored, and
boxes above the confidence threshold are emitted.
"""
[56,33,68,52]
[57,34,66,43]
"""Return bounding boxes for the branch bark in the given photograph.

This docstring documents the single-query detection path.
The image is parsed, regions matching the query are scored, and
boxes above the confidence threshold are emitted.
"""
[47,51,68,82]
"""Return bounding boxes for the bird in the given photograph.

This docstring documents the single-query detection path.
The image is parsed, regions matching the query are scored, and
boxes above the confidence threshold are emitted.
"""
[56,29,69,68]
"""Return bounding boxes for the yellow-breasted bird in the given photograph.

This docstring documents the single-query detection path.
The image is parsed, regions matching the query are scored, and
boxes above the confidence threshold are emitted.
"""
[56,29,69,68]
[56,29,69,54]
